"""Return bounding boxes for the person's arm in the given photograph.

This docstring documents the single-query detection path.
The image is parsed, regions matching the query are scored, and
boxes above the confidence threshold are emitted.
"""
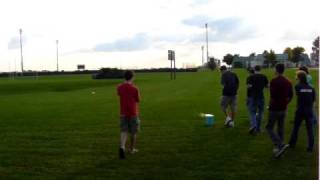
[221,74,225,86]
[264,76,269,88]
[270,80,275,99]
[246,76,252,87]
[312,87,316,103]
[308,75,313,86]
[135,88,140,103]
[235,74,240,90]
[294,85,299,97]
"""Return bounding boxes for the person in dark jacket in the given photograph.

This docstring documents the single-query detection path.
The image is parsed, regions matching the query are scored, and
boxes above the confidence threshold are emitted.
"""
[266,64,293,158]
[220,65,239,127]
[299,66,317,125]
[288,71,315,152]
[246,65,268,134]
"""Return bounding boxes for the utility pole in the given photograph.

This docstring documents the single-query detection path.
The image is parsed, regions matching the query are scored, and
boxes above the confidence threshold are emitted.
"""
[205,23,209,63]
[318,36,320,66]
[56,40,59,71]
[19,28,24,75]
[201,46,204,66]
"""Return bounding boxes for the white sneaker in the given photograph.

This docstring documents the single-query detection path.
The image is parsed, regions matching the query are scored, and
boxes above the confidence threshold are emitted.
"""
[228,120,234,128]
[130,148,139,154]
[225,116,231,126]
[274,144,289,158]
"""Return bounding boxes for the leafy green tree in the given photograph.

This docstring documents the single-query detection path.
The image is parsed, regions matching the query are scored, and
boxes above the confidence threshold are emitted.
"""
[292,46,305,67]
[311,36,319,64]
[284,47,293,61]
[222,54,234,66]
[248,53,256,68]
[206,57,217,70]
[268,50,277,67]
[263,50,276,67]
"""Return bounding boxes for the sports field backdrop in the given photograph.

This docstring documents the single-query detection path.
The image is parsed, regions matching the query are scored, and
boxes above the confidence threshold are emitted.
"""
[0,69,318,179]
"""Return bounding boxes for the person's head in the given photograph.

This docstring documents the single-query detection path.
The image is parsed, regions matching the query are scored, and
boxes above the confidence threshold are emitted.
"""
[275,63,285,75]
[296,70,307,84]
[124,70,134,81]
[299,66,309,74]
[247,67,254,74]
[220,65,227,73]
[254,65,261,72]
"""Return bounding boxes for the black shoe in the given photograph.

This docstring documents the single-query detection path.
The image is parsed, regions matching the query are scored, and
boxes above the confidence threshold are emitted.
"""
[307,148,313,153]
[249,127,256,135]
[119,148,125,159]
[274,144,289,158]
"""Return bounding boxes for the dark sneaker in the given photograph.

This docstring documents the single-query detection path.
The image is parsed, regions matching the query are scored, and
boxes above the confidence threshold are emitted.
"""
[274,144,289,158]
[226,120,234,128]
[249,127,256,135]
[119,148,125,159]
[307,148,313,153]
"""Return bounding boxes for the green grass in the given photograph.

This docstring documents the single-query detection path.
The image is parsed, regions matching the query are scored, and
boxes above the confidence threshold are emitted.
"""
[0,69,318,179]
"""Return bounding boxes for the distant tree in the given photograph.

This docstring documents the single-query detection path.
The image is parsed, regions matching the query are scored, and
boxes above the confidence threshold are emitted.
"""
[284,47,293,61]
[292,46,305,67]
[249,53,256,57]
[206,57,217,70]
[248,53,256,68]
[268,50,277,67]
[263,50,276,67]
[223,54,234,66]
[311,36,319,65]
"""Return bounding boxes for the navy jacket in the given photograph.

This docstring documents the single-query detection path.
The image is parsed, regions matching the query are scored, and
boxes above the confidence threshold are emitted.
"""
[221,71,239,96]
[295,83,316,113]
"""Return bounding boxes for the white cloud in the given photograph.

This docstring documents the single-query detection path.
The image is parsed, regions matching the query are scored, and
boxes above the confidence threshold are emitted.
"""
[0,0,319,71]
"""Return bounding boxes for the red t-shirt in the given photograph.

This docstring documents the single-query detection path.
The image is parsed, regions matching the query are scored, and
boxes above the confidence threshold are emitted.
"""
[269,75,293,111]
[117,82,140,117]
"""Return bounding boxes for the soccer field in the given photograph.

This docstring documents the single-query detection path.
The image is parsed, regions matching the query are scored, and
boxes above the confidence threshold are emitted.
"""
[0,69,318,179]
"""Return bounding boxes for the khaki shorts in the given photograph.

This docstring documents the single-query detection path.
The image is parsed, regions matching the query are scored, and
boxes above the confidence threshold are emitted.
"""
[220,96,237,112]
[120,116,140,134]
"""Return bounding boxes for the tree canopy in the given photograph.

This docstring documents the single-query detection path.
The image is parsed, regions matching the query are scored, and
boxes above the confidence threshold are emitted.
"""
[223,54,234,65]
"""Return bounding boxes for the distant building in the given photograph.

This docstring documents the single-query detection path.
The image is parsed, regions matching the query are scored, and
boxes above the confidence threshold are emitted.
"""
[232,53,311,68]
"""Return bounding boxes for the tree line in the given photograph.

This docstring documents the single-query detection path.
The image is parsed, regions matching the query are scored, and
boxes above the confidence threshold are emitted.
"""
[220,46,306,68]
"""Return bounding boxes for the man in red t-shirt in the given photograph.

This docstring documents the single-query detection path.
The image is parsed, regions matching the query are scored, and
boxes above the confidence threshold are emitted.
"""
[266,64,293,158]
[117,70,140,159]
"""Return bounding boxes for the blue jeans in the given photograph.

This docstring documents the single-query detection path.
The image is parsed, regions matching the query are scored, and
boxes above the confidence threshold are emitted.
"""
[266,111,286,148]
[247,97,264,131]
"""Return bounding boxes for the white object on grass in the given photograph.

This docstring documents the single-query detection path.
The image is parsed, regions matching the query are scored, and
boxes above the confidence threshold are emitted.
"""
[225,116,231,125]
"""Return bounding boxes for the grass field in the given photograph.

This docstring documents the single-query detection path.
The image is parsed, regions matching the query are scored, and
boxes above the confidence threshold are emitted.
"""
[0,69,318,179]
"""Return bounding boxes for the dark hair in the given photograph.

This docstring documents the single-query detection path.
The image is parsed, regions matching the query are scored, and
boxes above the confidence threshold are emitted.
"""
[124,70,134,81]
[299,66,309,74]
[220,65,227,71]
[297,70,307,84]
[254,65,261,72]
[275,63,285,74]
[247,67,254,74]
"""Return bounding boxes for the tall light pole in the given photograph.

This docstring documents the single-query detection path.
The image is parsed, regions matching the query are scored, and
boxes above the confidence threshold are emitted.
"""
[19,28,24,74]
[201,45,204,65]
[205,23,209,63]
[318,36,320,66]
[56,40,59,72]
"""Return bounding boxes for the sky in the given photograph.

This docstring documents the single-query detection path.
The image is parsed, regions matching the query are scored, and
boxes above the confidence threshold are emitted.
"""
[0,0,319,72]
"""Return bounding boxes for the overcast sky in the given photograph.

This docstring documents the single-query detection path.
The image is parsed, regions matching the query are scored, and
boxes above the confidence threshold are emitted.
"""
[0,0,319,71]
